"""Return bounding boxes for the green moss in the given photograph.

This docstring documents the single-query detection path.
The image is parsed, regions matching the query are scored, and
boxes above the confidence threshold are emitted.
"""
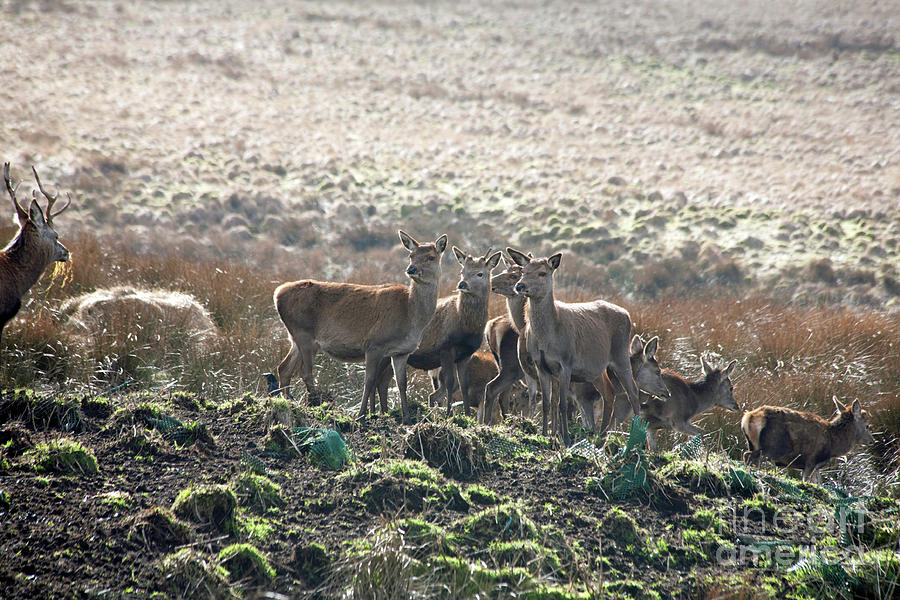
[218,543,275,584]
[172,484,236,532]
[230,471,284,512]
[465,484,500,506]
[679,528,732,566]
[161,549,234,599]
[601,507,643,547]
[692,508,729,534]
[454,503,539,545]
[236,514,277,542]
[26,437,99,475]
[487,539,562,575]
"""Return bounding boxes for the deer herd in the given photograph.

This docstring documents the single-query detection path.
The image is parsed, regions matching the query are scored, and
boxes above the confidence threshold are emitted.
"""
[0,163,878,483]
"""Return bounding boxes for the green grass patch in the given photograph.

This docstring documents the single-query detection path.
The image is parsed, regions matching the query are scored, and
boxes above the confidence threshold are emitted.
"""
[172,484,236,533]
[230,471,284,513]
[26,437,99,475]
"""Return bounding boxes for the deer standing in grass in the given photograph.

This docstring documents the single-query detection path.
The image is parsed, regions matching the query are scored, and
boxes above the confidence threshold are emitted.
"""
[508,248,640,446]
[274,231,447,422]
[639,356,739,451]
[575,334,669,432]
[429,350,529,423]
[375,247,501,417]
[480,256,538,424]
[741,398,874,483]
[0,163,71,347]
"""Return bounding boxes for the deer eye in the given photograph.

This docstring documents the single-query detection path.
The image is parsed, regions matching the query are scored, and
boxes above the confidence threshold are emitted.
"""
[476,272,484,278]
[539,272,547,277]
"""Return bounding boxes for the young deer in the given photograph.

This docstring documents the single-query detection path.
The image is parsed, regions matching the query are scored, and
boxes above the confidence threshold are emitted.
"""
[508,248,639,446]
[576,334,669,432]
[480,256,538,424]
[274,231,447,422]
[640,357,739,451]
[1,164,71,347]
[375,247,501,417]
[428,350,528,422]
[741,398,874,483]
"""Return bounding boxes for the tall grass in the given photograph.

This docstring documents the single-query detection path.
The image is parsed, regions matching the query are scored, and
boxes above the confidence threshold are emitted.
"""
[1,229,897,476]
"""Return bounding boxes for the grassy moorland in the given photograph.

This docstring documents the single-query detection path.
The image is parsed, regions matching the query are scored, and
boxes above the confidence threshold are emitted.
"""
[1,0,899,598]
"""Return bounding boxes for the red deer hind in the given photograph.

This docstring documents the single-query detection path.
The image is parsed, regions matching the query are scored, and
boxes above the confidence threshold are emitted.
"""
[0,163,71,348]
[274,231,447,422]
[741,397,874,483]
[507,248,640,446]
[375,246,501,417]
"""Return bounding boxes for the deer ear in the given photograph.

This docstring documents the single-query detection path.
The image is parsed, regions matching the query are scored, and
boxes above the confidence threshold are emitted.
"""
[501,254,514,268]
[486,251,502,270]
[399,230,419,251]
[630,335,645,355]
[452,246,467,264]
[832,395,845,413]
[723,359,737,378]
[506,248,531,267]
[434,234,448,254]
[644,336,659,359]
[700,356,711,375]
[851,399,862,415]
[28,199,47,225]
[547,253,562,270]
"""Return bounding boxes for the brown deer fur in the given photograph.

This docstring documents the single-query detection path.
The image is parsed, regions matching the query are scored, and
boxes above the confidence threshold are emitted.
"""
[0,163,71,348]
[576,335,670,432]
[274,231,447,422]
[375,247,501,416]
[640,356,739,451]
[508,248,639,446]
[428,350,528,422]
[480,258,538,424]
[741,398,874,483]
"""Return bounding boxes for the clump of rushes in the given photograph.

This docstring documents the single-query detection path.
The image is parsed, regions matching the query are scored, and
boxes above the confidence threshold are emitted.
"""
[26,437,98,475]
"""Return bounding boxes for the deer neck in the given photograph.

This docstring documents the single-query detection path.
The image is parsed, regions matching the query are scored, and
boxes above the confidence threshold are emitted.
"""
[506,294,527,332]
[688,378,718,414]
[408,276,440,332]
[524,289,559,341]
[2,233,53,296]
[456,288,490,333]
[827,414,859,458]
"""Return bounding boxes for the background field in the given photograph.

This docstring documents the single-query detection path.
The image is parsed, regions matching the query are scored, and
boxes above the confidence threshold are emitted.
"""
[1,1,898,598]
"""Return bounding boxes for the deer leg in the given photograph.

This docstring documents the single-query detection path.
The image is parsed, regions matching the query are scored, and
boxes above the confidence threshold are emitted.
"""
[576,384,598,432]
[359,351,383,418]
[276,340,301,395]
[375,358,392,414]
[647,427,659,452]
[676,422,704,438]
[536,369,553,438]
[391,354,411,423]
[438,355,460,417]
[456,357,473,416]
[608,355,640,415]
[557,367,573,447]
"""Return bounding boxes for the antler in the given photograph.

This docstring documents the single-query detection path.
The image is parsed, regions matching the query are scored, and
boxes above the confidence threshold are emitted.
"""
[31,166,71,225]
[483,247,493,259]
[4,162,28,222]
